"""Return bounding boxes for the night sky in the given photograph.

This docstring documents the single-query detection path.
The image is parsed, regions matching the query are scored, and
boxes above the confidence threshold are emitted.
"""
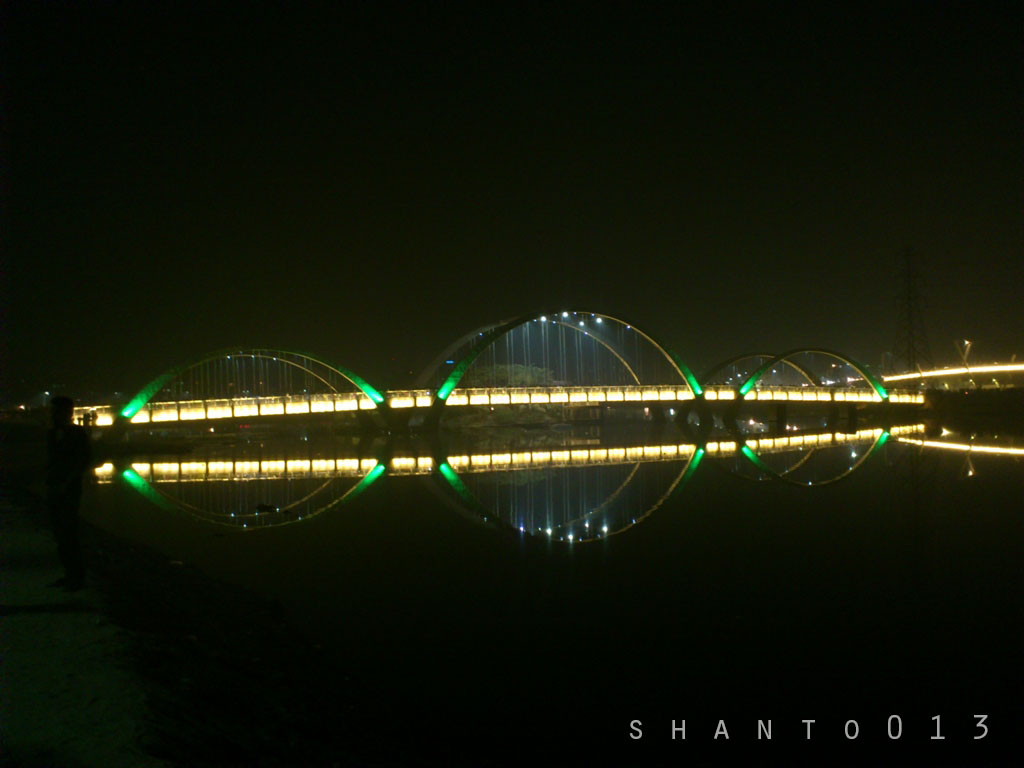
[4,3,1022,403]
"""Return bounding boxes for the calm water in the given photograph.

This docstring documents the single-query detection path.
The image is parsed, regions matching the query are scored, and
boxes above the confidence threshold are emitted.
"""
[84,418,1022,761]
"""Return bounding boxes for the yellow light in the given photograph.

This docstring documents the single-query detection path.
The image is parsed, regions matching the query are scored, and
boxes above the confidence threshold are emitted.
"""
[717,390,735,400]
[492,453,512,465]
[285,400,310,415]
[551,450,570,462]
[512,452,532,464]
[590,449,607,460]
[389,397,415,408]
[884,363,1024,381]
[417,457,433,470]
[490,393,510,405]
[94,463,114,476]
[587,391,606,402]
[233,402,259,417]
[642,390,661,401]
[131,462,151,478]
[337,459,360,472]
[471,454,491,466]
[606,390,624,402]
[260,402,284,416]
[531,451,551,463]
[446,395,469,406]
[130,409,151,423]
[510,392,531,404]
[208,461,232,478]
[469,394,490,406]
[310,396,335,413]
[569,392,588,403]
[179,401,206,420]
[530,393,550,404]
[336,398,358,411]
[357,397,376,410]
[359,459,377,471]
[261,460,285,473]
[287,460,310,473]
[571,450,589,461]
[151,408,179,422]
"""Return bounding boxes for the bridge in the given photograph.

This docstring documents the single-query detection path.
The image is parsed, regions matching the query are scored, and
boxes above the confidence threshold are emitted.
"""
[76,309,1006,429]
[883,362,1024,386]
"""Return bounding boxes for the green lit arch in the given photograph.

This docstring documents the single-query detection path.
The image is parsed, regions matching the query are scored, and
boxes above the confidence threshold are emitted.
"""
[738,430,889,486]
[117,347,385,423]
[120,460,386,529]
[736,348,888,400]
[701,353,820,389]
[432,310,703,405]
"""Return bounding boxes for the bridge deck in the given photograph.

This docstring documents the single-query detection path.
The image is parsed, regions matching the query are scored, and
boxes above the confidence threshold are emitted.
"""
[74,385,923,426]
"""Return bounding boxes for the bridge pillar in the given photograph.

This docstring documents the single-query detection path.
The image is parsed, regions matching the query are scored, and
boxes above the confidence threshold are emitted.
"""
[846,404,860,433]
[774,403,788,432]
[826,403,841,433]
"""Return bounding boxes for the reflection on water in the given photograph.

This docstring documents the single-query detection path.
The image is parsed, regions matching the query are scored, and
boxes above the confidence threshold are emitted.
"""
[90,414,1024,540]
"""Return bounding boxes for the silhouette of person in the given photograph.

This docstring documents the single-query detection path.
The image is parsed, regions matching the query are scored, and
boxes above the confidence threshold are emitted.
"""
[45,396,92,590]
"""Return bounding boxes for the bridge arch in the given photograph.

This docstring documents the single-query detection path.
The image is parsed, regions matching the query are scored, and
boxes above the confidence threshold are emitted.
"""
[737,429,890,486]
[424,310,703,406]
[701,353,820,389]
[736,348,888,400]
[117,348,385,424]
[434,444,705,542]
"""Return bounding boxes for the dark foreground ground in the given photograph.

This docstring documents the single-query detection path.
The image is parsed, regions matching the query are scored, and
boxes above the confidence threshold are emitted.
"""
[1,502,412,767]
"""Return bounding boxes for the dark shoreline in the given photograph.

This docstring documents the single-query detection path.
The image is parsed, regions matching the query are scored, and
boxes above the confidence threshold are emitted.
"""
[0,497,409,767]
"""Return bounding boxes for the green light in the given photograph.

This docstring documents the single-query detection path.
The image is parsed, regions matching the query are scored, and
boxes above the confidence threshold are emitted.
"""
[347,462,386,498]
[120,372,175,419]
[686,446,705,475]
[870,430,890,455]
[437,461,475,504]
[740,443,771,473]
[341,370,385,404]
[666,351,703,396]
[437,355,480,401]
[121,469,174,510]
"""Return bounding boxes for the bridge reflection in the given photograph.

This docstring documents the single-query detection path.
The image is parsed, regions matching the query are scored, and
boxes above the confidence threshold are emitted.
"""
[88,419,1024,540]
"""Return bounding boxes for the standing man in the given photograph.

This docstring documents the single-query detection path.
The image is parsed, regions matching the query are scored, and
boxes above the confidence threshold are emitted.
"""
[46,396,91,591]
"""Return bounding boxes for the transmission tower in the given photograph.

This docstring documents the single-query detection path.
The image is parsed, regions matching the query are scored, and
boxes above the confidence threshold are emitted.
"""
[892,248,933,374]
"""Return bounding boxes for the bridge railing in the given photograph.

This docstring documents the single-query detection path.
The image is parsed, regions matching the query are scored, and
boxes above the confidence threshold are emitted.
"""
[72,386,925,426]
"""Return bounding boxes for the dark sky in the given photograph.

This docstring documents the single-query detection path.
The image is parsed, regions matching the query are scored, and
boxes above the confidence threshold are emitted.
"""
[3,2,1022,402]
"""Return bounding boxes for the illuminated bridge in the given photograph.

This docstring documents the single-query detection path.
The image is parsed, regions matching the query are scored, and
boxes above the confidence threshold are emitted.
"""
[75,310,940,429]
